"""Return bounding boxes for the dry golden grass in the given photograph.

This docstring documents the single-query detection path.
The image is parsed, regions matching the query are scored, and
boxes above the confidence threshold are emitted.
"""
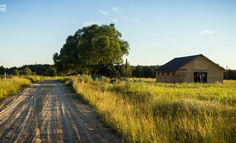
[64,76,236,142]
[0,77,31,98]
[0,76,42,99]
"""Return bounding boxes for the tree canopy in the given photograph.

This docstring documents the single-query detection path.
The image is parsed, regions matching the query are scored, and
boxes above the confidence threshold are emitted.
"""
[53,24,130,75]
[23,67,32,75]
[13,69,19,76]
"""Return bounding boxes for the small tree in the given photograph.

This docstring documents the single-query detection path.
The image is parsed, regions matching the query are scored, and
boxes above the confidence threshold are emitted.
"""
[23,67,32,75]
[19,70,23,76]
[121,63,132,78]
[106,65,121,78]
[43,66,56,76]
[13,69,19,76]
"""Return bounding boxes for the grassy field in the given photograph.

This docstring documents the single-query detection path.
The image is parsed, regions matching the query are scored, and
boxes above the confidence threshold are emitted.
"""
[63,75,236,143]
[0,76,41,99]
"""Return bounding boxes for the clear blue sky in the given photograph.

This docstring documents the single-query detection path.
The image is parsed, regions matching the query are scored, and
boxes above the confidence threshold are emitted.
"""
[0,0,236,69]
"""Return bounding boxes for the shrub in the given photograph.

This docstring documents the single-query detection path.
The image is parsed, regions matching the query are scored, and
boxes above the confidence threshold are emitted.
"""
[13,69,19,76]
[23,67,32,75]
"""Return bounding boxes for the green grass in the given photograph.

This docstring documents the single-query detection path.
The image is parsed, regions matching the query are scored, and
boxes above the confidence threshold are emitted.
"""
[63,76,236,142]
[0,76,42,99]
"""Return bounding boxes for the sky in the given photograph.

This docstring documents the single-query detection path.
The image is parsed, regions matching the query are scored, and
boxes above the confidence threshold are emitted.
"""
[0,0,236,69]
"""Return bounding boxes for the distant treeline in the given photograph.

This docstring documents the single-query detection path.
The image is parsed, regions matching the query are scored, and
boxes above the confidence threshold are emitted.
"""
[0,64,56,76]
[0,64,159,78]
[224,70,236,80]
[105,64,159,78]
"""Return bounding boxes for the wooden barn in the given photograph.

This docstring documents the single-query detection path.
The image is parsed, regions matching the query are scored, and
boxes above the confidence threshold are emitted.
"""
[155,54,225,83]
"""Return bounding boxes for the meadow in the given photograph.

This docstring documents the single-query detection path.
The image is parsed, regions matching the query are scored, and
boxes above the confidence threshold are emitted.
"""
[64,75,236,143]
[0,76,41,99]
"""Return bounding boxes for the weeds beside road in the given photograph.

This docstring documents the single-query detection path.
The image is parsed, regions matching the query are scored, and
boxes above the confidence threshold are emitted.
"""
[63,75,236,143]
[0,76,42,99]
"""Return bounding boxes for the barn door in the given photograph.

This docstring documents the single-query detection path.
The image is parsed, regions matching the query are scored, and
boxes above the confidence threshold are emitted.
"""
[194,72,207,83]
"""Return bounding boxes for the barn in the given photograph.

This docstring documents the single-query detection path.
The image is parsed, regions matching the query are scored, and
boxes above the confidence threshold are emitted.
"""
[155,54,225,83]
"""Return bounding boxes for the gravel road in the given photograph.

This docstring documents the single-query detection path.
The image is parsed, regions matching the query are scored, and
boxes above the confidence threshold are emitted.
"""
[0,80,121,143]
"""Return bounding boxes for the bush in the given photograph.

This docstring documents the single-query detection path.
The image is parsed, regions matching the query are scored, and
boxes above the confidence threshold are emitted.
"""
[76,74,94,84]
[23,67,32,75]
[91,74,102,80]
[13,69,19,76]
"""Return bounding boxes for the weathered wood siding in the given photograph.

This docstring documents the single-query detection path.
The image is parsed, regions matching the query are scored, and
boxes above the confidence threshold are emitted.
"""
[156,71,173,83]
[156,55,224,83]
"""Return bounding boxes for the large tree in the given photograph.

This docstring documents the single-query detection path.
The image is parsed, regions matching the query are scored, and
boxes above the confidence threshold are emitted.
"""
[53,24,129,75]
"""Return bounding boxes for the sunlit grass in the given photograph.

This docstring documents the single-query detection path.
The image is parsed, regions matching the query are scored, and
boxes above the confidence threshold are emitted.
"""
[0,76,42,99]
[64,77,236,142]
[0,77,31,98]
[127,77,156,83]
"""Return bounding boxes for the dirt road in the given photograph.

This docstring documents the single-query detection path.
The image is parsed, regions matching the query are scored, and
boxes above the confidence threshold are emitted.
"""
[0,80,121,143]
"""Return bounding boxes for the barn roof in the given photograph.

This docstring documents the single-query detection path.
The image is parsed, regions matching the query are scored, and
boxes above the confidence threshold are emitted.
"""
[155,54,202,71]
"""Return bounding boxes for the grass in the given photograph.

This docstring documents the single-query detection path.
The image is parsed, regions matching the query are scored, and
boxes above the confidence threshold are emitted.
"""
[0,76,42,99]
[0,75,70,99]
[63,75,236,143]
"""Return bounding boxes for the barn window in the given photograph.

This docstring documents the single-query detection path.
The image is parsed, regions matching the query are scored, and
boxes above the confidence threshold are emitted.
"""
[167,72,169,76]
[157,72,159,76]
[162,72,164,76]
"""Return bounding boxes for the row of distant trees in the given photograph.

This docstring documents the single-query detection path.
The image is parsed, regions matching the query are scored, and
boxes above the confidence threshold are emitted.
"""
[12,67,33,76]
[105,64,159,78]
[0,64,56,76]
[0,64,159,78]
[224,70,236,80]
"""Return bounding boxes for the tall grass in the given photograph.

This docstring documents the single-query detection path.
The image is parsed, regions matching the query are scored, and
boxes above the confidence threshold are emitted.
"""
[64,76,236,142]
[0,76,41,99]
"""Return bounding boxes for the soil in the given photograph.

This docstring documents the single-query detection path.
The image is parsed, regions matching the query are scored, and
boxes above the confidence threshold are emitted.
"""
[0,80,122,143]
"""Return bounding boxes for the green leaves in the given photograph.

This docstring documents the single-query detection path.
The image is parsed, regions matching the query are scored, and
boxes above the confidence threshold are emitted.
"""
[13,69,19,76]
[23,67,32,75]
[53,24,130,75]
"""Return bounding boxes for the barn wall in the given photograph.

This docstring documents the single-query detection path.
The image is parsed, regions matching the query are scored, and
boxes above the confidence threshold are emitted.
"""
[179,55,224,83]
[156,71,173,83]
[207,64,224,83]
